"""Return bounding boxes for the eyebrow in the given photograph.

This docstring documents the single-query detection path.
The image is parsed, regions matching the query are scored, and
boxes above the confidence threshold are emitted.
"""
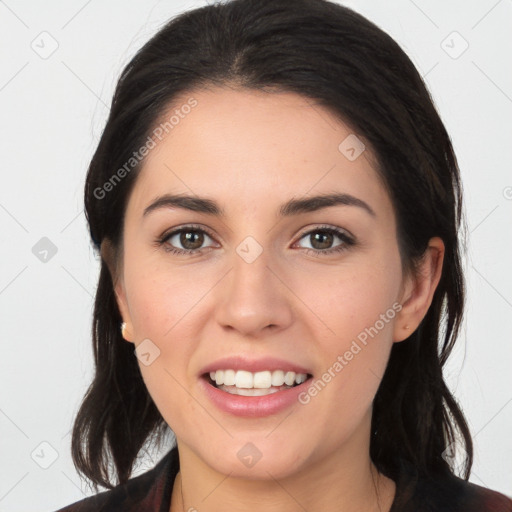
[142,192,376,218]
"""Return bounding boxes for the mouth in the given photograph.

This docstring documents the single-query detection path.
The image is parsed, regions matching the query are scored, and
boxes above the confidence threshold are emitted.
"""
[202,369,313,397]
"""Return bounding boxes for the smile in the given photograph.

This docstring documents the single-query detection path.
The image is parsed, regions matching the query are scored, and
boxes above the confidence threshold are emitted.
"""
[198,356,314,416]
[206,369,310,396]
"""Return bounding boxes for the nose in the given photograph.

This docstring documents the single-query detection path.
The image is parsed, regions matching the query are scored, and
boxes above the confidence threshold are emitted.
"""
[214,245,294,338]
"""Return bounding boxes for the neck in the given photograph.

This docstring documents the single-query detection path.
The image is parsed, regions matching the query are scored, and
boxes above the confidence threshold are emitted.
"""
[169,412,396,512]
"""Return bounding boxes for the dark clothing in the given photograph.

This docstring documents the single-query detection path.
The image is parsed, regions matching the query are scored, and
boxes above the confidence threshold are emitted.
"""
[55,447,512,511]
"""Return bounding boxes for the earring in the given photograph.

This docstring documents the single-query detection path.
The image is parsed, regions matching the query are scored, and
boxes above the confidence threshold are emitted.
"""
[404,325,410,330]
[120,322,129,340]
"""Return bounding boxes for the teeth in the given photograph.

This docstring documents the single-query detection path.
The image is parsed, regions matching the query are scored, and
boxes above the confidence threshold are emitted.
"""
[223,369,235,386]
[235,370,253,388]
[271,370,285,386]
[217,386,284,396]
[295,373,307,384]
[253,371,272,388]
[209,369,309,389]
[284,371,295,386]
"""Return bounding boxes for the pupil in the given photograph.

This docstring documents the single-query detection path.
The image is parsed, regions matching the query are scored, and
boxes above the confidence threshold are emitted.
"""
[312,231,332,249]
[181,231,203,250]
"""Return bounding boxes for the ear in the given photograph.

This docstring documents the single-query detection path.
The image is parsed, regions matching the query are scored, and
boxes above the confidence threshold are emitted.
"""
[393,237,445,342]
[100,238,135,344]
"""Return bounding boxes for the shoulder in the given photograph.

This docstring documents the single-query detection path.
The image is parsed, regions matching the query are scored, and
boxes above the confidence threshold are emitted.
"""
[424,474,512,511]
[393,462,512,512]
[54,447,179,512]
[461,480,512,512]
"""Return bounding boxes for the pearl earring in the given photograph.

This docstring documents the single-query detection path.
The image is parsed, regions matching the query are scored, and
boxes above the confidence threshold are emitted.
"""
[121,322,128,340]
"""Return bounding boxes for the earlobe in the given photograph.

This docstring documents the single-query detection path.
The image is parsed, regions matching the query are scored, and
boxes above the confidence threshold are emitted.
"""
[114,282,135,343]
[120,321,132,342]
[393,237,445,342]
[100,237,135,343]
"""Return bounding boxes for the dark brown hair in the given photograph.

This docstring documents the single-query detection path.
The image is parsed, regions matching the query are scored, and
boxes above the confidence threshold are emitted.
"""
[73,0,471,490]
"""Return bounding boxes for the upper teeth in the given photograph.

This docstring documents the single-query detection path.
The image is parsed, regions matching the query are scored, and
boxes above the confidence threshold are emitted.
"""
[209,369,308,389]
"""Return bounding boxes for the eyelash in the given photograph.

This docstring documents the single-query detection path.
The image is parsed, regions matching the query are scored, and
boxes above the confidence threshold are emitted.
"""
[155,223,356,258]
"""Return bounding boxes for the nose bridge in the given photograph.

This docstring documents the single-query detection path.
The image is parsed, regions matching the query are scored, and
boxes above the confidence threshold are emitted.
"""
[232,236,271,294]
[214,235,293,335]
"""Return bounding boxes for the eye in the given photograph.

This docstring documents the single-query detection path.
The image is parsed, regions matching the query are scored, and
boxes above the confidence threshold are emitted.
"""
[156,224,355,257]
[294,225,355,256]
[156,224,217,255]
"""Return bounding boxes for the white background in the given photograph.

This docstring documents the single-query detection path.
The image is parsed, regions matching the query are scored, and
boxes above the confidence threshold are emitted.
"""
[0,1,511,510]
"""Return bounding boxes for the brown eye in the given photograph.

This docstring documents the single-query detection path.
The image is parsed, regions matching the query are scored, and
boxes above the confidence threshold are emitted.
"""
[309,231,335,250]
[178,230,205,250]
[159,226,217,255]
[295,226,355,257]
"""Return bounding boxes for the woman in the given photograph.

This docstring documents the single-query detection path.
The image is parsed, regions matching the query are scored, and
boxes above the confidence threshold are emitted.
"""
[56,0,512,510]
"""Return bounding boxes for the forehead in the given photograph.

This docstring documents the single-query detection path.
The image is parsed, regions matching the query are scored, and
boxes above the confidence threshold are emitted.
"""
[127,87,391,219]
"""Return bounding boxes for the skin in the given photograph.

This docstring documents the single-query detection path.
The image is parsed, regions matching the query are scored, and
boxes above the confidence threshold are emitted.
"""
[103,86,444,512]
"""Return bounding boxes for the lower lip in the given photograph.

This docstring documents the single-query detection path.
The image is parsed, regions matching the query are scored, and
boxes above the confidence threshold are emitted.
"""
[199,376,312,417]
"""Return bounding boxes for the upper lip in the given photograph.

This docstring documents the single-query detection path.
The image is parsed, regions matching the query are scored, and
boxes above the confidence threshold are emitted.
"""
[199,356,312,377]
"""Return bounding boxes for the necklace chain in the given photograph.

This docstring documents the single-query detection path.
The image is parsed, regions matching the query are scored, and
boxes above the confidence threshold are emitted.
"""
[180,473,185,512]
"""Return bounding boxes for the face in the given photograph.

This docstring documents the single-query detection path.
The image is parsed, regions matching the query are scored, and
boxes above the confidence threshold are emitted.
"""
[111,87,438,480]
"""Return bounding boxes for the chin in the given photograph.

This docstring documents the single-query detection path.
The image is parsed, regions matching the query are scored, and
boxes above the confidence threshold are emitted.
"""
[195,435,311,480]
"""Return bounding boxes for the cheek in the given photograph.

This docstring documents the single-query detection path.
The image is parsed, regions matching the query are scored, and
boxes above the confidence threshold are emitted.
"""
[292,254,401,343]
[125,257,215,340]
[292,254,401,413]
[123,259,223,405]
